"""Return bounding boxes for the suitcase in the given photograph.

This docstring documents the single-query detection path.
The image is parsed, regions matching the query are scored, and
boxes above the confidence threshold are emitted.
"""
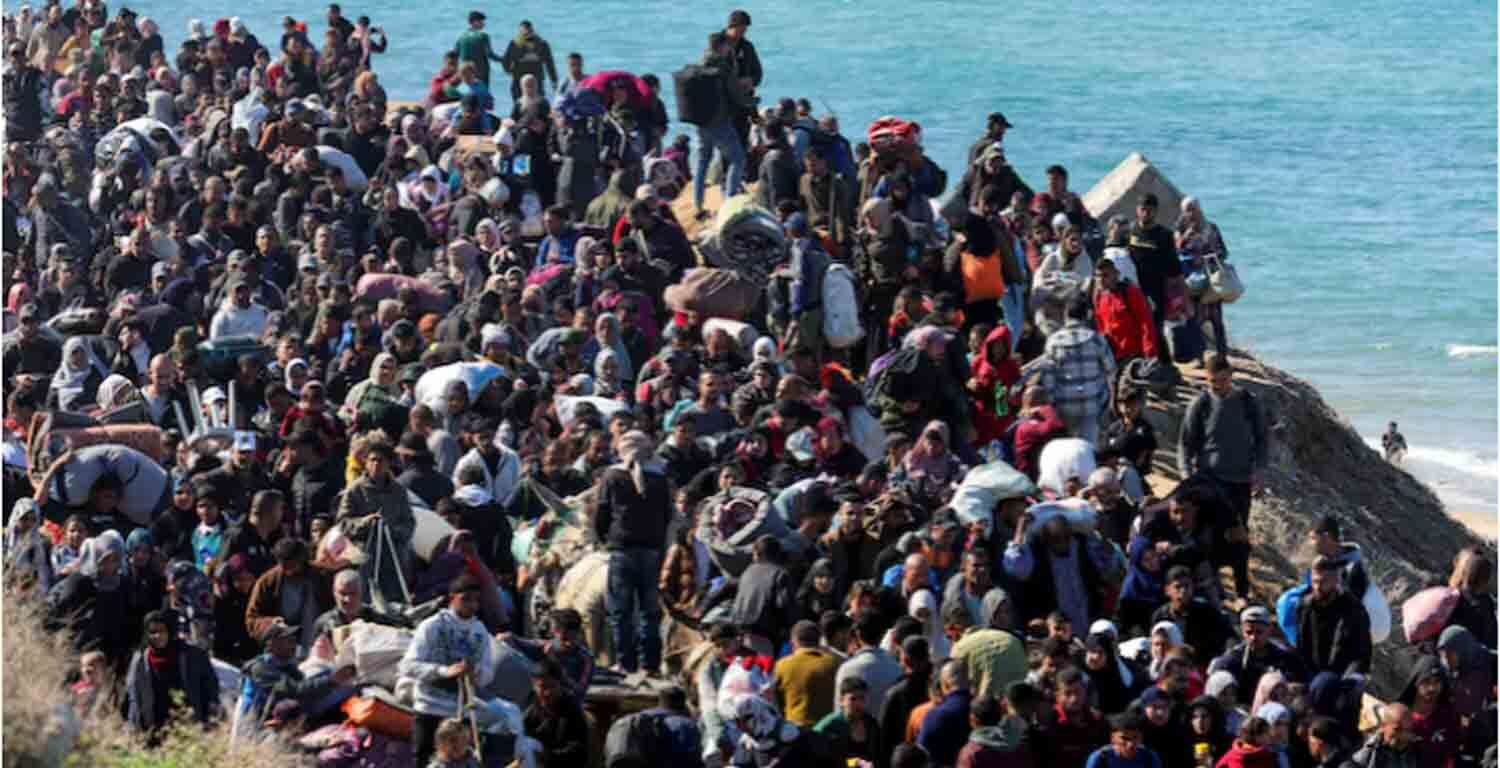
[673,64,724,126]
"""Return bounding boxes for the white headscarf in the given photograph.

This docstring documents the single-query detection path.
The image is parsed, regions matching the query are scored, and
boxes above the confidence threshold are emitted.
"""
[52,337,108,409]
[732,694,799,756]
[78,530,127,592]
[614,430,661,494]
[283,358,309,397]
[96,374,138,410]
[909,588,951,661]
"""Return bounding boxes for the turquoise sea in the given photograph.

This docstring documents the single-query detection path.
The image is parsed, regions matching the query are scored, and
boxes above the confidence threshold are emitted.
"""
[132,0,1499,521]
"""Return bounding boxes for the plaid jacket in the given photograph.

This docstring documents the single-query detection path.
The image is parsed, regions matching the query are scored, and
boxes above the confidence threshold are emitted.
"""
[1043,320,1116,419]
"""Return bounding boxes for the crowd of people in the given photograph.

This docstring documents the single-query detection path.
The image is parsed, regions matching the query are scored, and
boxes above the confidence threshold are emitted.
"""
[1,2,1496,768]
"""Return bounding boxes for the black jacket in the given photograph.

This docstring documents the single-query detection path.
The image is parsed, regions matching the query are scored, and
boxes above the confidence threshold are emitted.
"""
[291,457,344,538]
[1127,222,1181,304]
[398,465,455,509]
[730,561,799,643]
[595,467,673,551]
[1296,589,1372,677]
[524,696,591,766]
[1151,599,1236,668]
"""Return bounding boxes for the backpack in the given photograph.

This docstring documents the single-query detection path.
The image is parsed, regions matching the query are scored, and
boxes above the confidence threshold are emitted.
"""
[867,346,929,405]
[604,711,673,768]
[820,262,864,349]
[1120,357,1180,397]
[672,64,724,126]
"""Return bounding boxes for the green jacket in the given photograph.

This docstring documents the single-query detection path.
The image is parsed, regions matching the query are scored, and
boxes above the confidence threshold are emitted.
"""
[454,28,502,82]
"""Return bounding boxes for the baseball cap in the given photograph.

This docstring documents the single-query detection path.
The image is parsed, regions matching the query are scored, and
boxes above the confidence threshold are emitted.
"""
[202,386,227,404]
[1240,606,1271,625]
[988,112,1014,129]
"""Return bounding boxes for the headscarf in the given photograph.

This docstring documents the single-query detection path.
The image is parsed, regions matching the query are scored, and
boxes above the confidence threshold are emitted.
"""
[1148,620,1185,680]
[447,238,487,298]
[213,553,250,595]
[594,348,624,396]
[594,314,633,383]
[751,336,780,371]
[573,236,598,276]
[126,528,153,557]
[980,587,1011,629]
[283,358,309,396]
[1254,702,1290,725]
[97,374,138,410]
[345,352,398,409]
[732,694,799,755]
[903,420,954,484]
[517,74,544,114]
[78,530,127,592]
[614,430,659,494]
[903,324,949,355]
[475,218,502,252]
[53,337,108,407]
[5,498,49,589]
[812,416,847,465]
[188,19,207,40]
[1250,669,1286,717]
[909,588,950,661]
[1205,670,1238,700]
[408,165,449,208]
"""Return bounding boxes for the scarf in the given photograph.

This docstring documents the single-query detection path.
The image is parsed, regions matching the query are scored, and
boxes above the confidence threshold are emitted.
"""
[97,374,139,411]
[904,420,954,482]
[53,337,107,406]
[78,530,127,592]
[732,694,800,756]
[283,358,309,396]
[614,430,658,494]
[1148,620,1185,680]
[909,588,951,659]
[813,416,846,465]
[146,643,177,676]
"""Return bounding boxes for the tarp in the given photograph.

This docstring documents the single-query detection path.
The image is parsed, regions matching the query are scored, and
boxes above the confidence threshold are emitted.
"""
[696,487,786,578]
[1081,152,1185,231]
[414,362,507,416]
[354,274,454,315]
[1037,438,1096,496]
[48,444,169,525]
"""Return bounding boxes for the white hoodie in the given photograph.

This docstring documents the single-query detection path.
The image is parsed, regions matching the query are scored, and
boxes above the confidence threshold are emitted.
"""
[209,300,269,340]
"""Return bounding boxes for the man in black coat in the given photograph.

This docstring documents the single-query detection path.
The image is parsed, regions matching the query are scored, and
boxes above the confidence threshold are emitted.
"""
[395,431,454,508]
[1126,193,1181,364]
[1150,565,1236,667]
[3,42,46,142]
[731,536,801,656]
[1295,555,1372,677]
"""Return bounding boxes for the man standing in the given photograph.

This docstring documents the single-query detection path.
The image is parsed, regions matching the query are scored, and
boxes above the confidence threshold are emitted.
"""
[1149,565,1235,667]
[1295,555,1372,677]
[1042,294,1116,444]
[691,32,755,217]
[1126,193,1181,363]
[454,11,503,89]
[1092,258,1158,364]
[1208,606,1308,701]
[501,20,557,102]
[595,431,672,675]
[731,536,800,657]
[3,42,46,142]
[917,660,974,767]
[772,620,840,727]
[1178,353,1267,598]
[555,51,587,100]
[452,414,522,507]
[966,112,1013,165]
[400,575,497,768]
[722,9,762,146]
[837,612,904,715]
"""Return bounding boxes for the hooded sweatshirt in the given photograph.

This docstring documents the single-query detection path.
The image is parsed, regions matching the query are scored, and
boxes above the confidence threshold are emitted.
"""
[971,325,1021,442]
[398,607,497,717]
[958,716,1036,768]
[210,295,270,339]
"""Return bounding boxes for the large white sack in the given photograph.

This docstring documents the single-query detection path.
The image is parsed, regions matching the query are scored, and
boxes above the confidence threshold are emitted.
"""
[348,620,414,690]
[315,146,369,191]
[555,395,630,429]
[411,505,458,562]
[1025,498,1099,537]
[415,362,507,416]
[847,406,888,465]
[950,460,1036,534]
[1037,438,1096,496]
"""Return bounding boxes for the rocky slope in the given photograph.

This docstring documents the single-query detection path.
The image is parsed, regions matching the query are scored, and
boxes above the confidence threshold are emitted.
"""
[1143,351,1494,696]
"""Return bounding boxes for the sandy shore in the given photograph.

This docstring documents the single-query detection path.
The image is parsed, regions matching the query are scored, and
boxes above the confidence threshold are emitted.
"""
[1450,508,1498,541]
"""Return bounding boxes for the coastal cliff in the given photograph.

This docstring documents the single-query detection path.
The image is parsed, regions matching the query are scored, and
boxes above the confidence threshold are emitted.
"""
[1145,351,1494,697]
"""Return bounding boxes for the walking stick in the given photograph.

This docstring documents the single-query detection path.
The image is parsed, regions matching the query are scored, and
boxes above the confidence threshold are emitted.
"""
[460,673,484,761]
[379,516,413,606]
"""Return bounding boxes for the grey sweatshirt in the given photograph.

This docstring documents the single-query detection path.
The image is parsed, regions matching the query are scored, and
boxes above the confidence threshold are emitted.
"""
[1178,387,1268,484]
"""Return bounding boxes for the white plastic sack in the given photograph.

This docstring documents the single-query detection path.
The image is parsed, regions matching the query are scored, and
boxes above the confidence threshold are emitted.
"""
[412,506,458,562]
[1037,438,1096,496]
[50,444,169,525]
[231,89,269,145]
[348,620,414,690]
[950,460,1036,535]
[212,658,243,716]
[821,263,865,349]
[703,317,756,350]
[555,395,630,429]
[415,362,507,416]
[315,146,368,191]
[716,664,774,722]
[847,406,888,465]
[1025,498,1099,538]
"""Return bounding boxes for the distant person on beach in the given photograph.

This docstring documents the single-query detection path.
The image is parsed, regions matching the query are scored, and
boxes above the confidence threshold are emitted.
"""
[501,20,557,103]
[1382,421,1408,464]
[453,10,503,89]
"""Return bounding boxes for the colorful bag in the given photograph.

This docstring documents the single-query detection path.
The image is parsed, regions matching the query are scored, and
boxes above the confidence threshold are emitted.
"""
[340,694,415,741]
[1401,586,1459,644]
[961,250,1006,303]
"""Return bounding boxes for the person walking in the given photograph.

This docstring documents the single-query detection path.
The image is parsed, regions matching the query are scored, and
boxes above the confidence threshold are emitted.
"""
[454,11,504,89]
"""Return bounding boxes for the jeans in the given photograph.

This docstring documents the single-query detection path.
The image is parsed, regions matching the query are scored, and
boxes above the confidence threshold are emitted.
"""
[1063,407,1102,446]
[412,712,444,768]
[606,547,663,672]
[694,121,745,209]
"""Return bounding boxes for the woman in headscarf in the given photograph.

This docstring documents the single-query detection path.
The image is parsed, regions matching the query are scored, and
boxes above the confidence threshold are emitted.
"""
[342,351,399,416]
[510,73,551,121]
[1436,625,1497,719]
[45,530,134,667]
[584,313,633,385]
[908,588,950,662]
[730,693,813,767]
[1145,620,1185,681]
[211,554,260,664]
[1186,694,1232,764]
[1082,630,1138,715]
[283,357,310,397]
[1176,196,1231,358]
[122,529,164,643]
[96,374,141,413]
[4,498,53,595]
[813,415,866,480]
[1249,669,1288,719]
[797,558,841,619]
[902,420,961,492]
[49,336,109,412]
[594,348,629,399]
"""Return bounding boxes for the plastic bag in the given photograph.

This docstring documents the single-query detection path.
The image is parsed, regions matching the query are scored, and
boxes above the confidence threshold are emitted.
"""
[1037,438,1096,497]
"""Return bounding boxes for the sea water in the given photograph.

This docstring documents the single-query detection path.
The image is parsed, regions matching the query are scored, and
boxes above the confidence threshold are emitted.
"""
[131,0,1499,522]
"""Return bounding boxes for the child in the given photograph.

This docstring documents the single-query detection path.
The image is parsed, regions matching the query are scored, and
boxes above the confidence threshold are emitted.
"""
[503,608,595,699]
[1101,388,1158,501]
[5,498,53,593]
[72,650,110,715]
[814,676,881,767]
[886,286,926,348]
[428,717,481,768]
[191,487,226,573]
[52,513,89,578]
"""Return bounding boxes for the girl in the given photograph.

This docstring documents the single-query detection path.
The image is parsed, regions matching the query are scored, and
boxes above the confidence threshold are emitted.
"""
[5,498,53,594]
[191,489,226,573]
[52,513,89,578]
[969,325,1020,445]
[1101,388,1158,501]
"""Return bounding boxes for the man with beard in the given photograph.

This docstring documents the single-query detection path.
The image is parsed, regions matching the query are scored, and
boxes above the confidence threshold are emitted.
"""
[3,42,46,142]
[453,414,522,508]
[1126,193,1181,365]
[3,302,62,384]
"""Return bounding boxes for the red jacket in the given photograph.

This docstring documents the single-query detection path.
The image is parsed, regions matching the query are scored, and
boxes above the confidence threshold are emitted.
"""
[1216,742,1279,768]
[1013,405,1066,479]
[1093,281,1158,361]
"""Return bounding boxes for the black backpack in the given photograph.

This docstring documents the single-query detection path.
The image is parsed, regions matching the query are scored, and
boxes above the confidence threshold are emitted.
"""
[673,64,724,126]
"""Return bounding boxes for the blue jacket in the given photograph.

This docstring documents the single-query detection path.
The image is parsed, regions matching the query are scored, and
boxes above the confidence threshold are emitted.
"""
[1085,744,1163,768]
[535,227,580,268]
[1120,535,1167,605]
[916,688,972,766]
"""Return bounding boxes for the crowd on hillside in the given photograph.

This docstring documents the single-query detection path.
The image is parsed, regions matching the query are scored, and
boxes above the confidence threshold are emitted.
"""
[2,2,1496,768]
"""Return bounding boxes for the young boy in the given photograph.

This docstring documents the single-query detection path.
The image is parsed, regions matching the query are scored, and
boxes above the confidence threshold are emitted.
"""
[813,676,882,767]
[1084,711,1162,768]
[502,608,595,699]
[191,485,226,573]
[428,717,482,768]
[52,513,88,577]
